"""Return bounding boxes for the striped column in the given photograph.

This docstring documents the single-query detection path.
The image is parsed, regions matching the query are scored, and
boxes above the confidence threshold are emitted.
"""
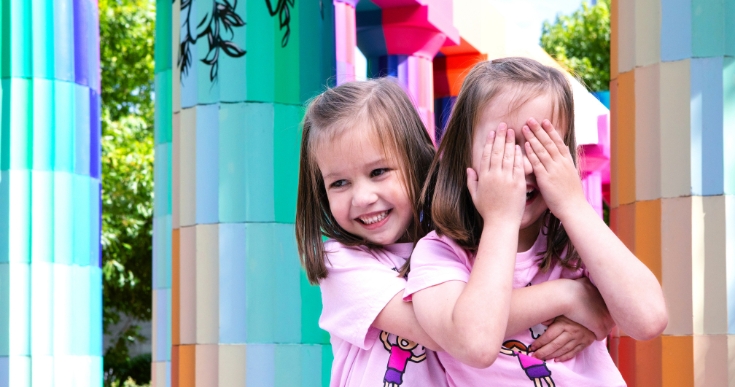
[609,0,735,385]
[334,0,358,85]
[152,0,336,386]
[0,0,103,386]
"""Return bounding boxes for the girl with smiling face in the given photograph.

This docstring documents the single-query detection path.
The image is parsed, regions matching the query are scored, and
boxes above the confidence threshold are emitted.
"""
[406,57,668,386]
[296,78,610,387]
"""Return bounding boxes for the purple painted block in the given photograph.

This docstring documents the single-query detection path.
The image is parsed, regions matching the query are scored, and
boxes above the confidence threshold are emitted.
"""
[73,0,90,87]
[89,90,101,179]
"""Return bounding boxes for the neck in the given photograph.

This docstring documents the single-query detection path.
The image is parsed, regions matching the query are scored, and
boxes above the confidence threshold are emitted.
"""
[517,215,544,253]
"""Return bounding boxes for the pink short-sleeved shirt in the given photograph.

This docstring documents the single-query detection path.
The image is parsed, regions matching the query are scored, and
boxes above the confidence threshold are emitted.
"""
[405,231,626,387]
[319,240,448,387]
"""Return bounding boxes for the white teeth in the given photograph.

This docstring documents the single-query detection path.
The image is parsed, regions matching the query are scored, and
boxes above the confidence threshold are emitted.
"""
[359,211,388,225]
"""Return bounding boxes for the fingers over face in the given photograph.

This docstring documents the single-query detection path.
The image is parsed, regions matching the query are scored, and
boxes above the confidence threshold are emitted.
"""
[502,128,516,170]
[541,119,570,157]
[490,123,508,169]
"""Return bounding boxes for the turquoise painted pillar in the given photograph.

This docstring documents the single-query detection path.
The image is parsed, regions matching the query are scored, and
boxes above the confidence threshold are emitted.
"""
[0,0,103,386]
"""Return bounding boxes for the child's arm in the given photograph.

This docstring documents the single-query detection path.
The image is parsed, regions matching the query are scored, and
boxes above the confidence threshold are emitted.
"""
[413,125,526,368]
[530,316,595,361]
[522,118,668,340]
[372,292,442,351]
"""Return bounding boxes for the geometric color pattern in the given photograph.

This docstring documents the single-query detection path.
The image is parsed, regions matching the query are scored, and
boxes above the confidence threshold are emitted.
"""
[151,1,336,386]
[0,0,103,386]
[609,0,735,385]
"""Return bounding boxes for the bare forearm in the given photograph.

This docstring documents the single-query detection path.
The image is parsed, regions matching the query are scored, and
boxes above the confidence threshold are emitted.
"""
[505,280,572,337]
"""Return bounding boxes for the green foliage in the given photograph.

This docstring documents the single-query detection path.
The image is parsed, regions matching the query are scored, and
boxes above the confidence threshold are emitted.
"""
[540,0,611,91]
[99,0,155,384]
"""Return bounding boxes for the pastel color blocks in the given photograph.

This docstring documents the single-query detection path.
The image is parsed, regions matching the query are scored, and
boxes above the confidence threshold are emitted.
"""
[611,0,735,383]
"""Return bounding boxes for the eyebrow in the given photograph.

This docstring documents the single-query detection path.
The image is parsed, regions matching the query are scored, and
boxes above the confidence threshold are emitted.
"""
[321,157,391,181]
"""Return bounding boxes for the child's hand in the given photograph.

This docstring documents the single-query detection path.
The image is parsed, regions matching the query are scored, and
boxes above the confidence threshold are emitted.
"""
[521,118,587,219]
[529,316,595,362]
[564,278,614,340]
[466,124,526,223]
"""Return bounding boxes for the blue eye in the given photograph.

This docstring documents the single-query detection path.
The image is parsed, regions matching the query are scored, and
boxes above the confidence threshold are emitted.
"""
[330,179,347,188]
[371,168,389,177]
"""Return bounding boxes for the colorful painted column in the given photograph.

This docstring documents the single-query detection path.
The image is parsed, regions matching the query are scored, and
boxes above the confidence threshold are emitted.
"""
[356,0,459,143]
[334,0,358,84]
[152,1,336,386]
[609,0,735,384]
[0,0,103,386]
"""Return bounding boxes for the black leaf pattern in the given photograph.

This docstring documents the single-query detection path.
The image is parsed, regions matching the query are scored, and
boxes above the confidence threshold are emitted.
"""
[265,0,294,47]
[177,0,247,82]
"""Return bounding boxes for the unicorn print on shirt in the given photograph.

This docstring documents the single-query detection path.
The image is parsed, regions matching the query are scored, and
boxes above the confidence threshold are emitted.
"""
[380,331,427,387]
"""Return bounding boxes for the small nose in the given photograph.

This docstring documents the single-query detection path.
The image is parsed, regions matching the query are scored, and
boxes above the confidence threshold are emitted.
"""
[352,180,379,207]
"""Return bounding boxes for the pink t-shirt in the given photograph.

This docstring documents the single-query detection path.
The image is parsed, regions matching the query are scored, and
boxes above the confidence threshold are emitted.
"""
[405,231,626,387]
[319,240,448,387]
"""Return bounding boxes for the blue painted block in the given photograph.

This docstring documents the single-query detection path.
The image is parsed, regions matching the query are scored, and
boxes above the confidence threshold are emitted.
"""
[321,345,333,387]
[31,0,55,78]
[219,223,247,344]
[275,345,301,387]
[90,179,101,268]
[154,143,172,218]
[89,266,103,357]
[691,0,725,57]
[274,224,301,343]
[32,79,54,171]
[691,57,725,196]
[30,262,53,356]
[0,357,6,386]
[724,59,735,195]
[246,344,275,387]
[0,265,8,356]
[246,223,275,343]
[0,171,31,264]
[89,355,103,387]
[73,0,93,88]
[195,104,219,224]
[53,264,72,356]
[660,0,692,61]
[74,84,91,177]
[31,171,54,263]
[164,215,172,288]
[154,289,171,362]
[219,103,275,222]
[54,81,76,174]
[53,173,74,265]
[72,175,91,266]
[53,0,76,82]
[153,216,165,290]
[155,70,173,145]
[301,345,322,387]
[1,79,33,171]
[70,265,91,356]
[0,356,30,387]
[89,90,101,180]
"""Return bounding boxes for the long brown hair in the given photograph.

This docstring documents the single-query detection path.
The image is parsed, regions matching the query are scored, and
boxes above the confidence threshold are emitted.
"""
[296,78,436,284]
[422,57,580,271]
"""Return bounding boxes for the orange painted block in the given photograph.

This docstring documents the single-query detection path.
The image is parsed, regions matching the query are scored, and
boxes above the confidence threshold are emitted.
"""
[694,335,728,386]
[616,70,636,206]
[612,203,636,252]
[195,344,219,386]
[636,336,663,387]
[617,336,637,386]
[659,60,692,199]
[662,197,694,335]
[661,335,694,387]
[634,64,661,201]
[635,199,662,283]
[180,226,197,344]
[173,228,181,345]
[172,345,180,387]
[219,345,247,386]
[610,77,619,208]
[179,345,195,387]
[611,0,618,79]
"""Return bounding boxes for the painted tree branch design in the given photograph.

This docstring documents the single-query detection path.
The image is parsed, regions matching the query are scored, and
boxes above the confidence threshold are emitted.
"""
[266,0,294,47]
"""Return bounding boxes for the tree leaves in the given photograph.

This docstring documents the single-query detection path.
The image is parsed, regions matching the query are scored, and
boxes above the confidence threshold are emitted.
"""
[540,0,610,92]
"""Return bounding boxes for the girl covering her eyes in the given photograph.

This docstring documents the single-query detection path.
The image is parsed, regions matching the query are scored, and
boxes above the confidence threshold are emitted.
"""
[296,76,616,387]
[404,57,667,386]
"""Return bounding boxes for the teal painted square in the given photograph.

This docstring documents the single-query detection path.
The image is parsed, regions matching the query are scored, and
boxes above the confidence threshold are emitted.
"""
[275,345,301,387]
[1,1,32,78]
[70,266,91,356]
[155,70,173,145]
[53,263,72,356]
[245,223,276,343]
[89,266,103,357]
[0,170,31,264]
[724,58,735,195]
[246,0,275,102]
[300,345,322,387]
[298,0,335,103]
[154,143,172,218]
[218,103,275,222]
[32,79,54,171]
[0,264,8,355]
[300,270,328,345]
[90,179,100,268]
[31,171,54,263]
[53,0,75,82]
[74,84,91,177]
[72,175,91,266]
[692,0,726,57]
[30,262,53,355]
[53,172,74,265]
[218,0,247,103]
[155,0,172,73]
[274,3,301,105]
[54,81,76,174]
[726,0,735,56]
[321,345,333,387]
[195,104,219,224]
[152,216,172,290]
[31,0,55,78]
[274,224,301,343]
[1,79,32,171]
[273,104,303,223]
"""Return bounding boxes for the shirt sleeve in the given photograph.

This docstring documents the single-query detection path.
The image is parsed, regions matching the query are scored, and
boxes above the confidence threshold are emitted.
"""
[404,234,471,301]
[318,242,406,350]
